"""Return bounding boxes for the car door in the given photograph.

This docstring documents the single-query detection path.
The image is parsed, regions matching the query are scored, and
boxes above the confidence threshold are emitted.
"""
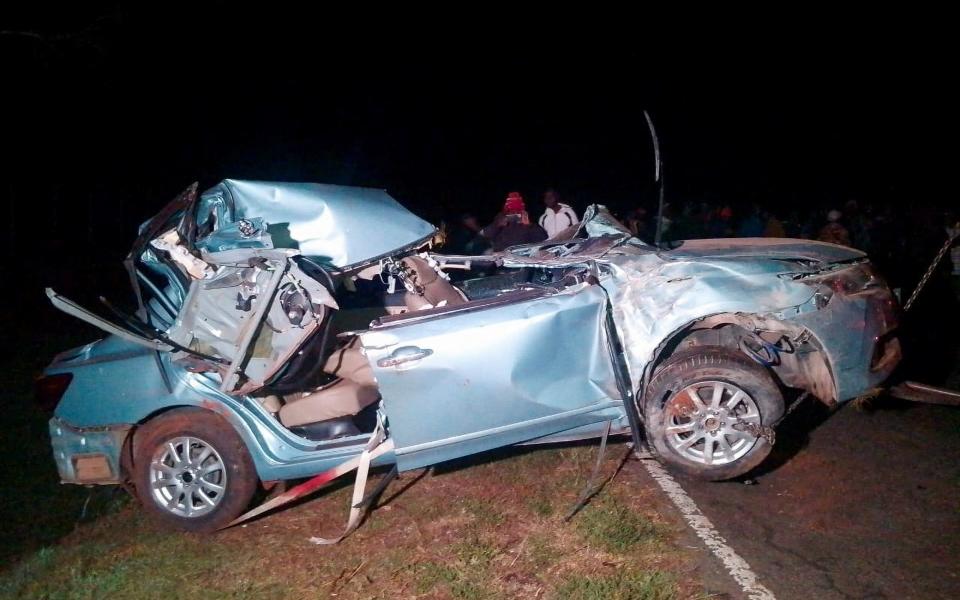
[361,281,625,471]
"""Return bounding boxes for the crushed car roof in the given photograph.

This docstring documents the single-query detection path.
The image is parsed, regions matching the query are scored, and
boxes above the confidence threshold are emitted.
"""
[197,179,437,269]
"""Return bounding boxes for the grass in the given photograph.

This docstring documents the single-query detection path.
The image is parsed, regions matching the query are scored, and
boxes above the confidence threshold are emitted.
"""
[1,520,291,599]
[1,317,704,599]
[576,497,668,554]
[554,570,677,600]
[0,438,697,600]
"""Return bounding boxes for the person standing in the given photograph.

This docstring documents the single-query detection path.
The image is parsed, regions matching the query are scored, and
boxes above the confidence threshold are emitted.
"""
[480,192,548,251]
[537,189,579,238]
[818,209,852,247]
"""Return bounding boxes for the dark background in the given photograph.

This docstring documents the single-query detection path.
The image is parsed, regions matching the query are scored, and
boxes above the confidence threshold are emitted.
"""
[1,5,955,341]
[5,10,953,235]
[0,6,957,563]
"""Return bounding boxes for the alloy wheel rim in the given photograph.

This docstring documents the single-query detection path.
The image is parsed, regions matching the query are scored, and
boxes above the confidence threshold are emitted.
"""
[664,380,762,466]
[149,436,227,518]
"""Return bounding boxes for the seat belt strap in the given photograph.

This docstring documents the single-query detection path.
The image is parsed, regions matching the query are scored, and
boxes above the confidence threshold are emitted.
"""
[308,432,394,545]
[224,422,392,532]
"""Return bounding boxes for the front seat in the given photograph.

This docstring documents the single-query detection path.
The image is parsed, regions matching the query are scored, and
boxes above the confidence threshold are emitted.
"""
[401,255,468,311]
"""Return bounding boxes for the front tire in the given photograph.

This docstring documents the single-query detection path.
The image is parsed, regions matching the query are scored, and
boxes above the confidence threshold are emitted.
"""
[134,408,257,532]
[644,348,784,481]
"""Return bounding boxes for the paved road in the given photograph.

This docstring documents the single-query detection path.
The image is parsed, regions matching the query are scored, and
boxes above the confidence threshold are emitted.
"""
[657,397,960,599]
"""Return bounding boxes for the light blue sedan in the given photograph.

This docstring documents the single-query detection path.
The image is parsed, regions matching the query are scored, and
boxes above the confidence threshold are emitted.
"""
[40,180,900,532]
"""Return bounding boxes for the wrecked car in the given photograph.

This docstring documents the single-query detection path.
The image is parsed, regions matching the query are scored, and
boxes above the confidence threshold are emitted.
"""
[40,180,901,532]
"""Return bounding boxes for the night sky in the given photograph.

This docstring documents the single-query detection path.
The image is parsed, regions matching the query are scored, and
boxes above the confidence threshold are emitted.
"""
[3,6,954,271]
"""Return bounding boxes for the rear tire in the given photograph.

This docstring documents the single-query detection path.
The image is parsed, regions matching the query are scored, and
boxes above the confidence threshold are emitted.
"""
[644,348,784,481]
[134,407,257,532]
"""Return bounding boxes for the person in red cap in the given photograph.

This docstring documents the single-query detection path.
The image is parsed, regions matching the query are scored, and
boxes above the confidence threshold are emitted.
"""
[480,192,547,251]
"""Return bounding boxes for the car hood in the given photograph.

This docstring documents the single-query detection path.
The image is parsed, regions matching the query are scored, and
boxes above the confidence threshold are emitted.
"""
[197,179,437,269]
[663,237,865,265]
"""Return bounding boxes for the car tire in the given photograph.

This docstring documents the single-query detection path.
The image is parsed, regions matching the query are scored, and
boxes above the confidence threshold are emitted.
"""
[134,407,258,533]
[643,347,784,481]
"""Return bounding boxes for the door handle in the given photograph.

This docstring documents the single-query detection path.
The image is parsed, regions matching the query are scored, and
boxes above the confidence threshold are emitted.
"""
[377,346,433,368]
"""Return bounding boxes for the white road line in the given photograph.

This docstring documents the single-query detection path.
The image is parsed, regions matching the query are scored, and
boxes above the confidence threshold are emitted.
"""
[637,451,777,600]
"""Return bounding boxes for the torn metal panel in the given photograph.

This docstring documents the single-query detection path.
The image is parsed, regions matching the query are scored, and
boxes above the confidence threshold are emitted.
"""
[195,217,273,254]
[575,204,636,241]
[166,248,337,394]
[600,246,899,404]
[125,183,200,318]
[663,237,866,265]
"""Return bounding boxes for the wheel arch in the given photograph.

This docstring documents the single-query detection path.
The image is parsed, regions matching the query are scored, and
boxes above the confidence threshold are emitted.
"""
[640,312,838,408]
[121,404,265,485]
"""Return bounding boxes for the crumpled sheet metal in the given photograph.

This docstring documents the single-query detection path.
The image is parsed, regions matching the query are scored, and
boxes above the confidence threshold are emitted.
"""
[576,205,636,240]
[602,253,818,386]
[168,248,336,394]
[195,216,274,254]
[196,180,436,269]
[362,283,624,471]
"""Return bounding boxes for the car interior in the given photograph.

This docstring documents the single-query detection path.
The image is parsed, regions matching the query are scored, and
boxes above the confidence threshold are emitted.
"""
[251,254,576,441]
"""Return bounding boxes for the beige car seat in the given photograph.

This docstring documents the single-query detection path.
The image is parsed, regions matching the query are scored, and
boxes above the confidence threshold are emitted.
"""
[279,257,467,428]
[400,256,468,311]
[279,337,378,427]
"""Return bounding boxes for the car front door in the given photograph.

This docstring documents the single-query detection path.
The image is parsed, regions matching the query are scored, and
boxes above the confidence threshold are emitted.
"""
[361,281,625,471]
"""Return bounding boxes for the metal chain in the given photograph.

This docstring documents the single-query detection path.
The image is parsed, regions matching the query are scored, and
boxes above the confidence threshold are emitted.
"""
[732,419,776,445]
[777,391,810,424]
[903,221,960,312]
[731,390,811,446]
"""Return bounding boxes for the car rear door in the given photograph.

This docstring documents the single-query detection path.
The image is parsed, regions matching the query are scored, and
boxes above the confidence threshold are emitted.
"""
[361,282,625,471]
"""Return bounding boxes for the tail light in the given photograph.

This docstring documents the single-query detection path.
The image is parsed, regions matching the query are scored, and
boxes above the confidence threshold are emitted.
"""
[35,373,73,413]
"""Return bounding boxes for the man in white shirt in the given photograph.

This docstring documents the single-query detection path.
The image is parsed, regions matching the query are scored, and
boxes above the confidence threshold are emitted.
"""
[538,189,579,238]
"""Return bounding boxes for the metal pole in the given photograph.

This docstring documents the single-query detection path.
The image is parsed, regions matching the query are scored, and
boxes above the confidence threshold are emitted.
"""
[643,110,665,245]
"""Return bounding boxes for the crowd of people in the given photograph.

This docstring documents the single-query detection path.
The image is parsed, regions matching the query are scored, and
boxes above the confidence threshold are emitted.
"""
[444,191,960,296]
[445,189,581,254]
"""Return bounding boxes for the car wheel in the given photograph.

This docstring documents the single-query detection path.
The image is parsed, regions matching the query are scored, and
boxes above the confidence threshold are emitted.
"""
[134,407,257,532]
[643,347,784,481]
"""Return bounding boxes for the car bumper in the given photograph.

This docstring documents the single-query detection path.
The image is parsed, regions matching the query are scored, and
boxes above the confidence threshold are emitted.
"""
[49,417,130,485]
[801,285,901,402]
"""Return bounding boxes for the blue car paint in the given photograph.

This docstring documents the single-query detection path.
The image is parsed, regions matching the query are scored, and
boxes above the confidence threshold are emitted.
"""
[363,282,626,470]
[47,339,390,482]
[598,246,897,405]
[49,419,130,484]
[45,182,899,489]
[197,180,437,269]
